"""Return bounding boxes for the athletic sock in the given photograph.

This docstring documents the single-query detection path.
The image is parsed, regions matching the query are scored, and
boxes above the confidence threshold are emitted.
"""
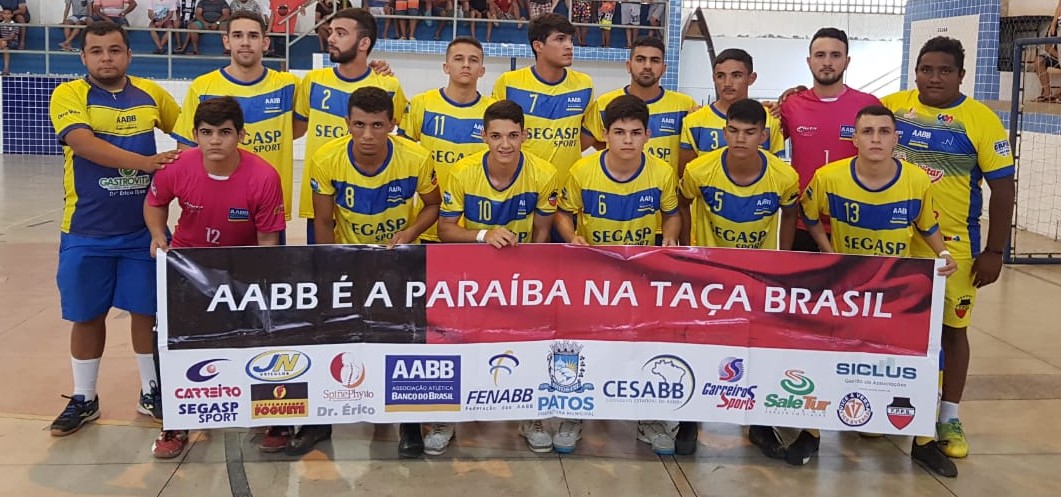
[939,401,959,423]
[136,353,158,393]
[71,357,101,401]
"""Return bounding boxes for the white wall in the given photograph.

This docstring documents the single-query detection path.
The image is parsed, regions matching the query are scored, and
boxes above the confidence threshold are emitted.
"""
[1004,0,1058,17]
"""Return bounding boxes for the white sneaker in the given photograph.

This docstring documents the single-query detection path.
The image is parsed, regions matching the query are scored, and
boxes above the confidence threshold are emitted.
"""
[553,419,583,453]
[637,420,677,455]
[423,423,455,455]
[519,420,553,453]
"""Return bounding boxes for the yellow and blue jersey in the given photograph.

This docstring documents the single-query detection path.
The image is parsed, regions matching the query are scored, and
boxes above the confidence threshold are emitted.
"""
[440,150,559,242]
[492,66,593,178]
[800,157,938,257]
[50,76,180,236]
[398,88,493,241]
[172,68,301,220]
[559,150,678,246]
[679,102,786,157]
[308,135,435,244]
[583,86,696,171]
[881,90,1014,259]
[680,148,800,249]
[297,66,408,218]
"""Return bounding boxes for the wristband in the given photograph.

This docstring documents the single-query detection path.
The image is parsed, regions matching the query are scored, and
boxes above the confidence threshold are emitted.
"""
[937,250,951,257]
[476,229,487,243]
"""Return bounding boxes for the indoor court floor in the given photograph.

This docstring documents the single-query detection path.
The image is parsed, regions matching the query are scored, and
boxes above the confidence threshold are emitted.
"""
[1,154,1059,497]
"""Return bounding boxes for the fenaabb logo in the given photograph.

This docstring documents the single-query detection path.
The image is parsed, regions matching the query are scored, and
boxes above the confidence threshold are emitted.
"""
[537,341,595,415]
[186,358,228,382]
[887,397,915,429]
[245,350,311,382]
[250,382,309,419]
[384,355,461,412]
[702,357,756,411]
[602,354,696,410]
[465,351,534,411]
[837,392,873,427]
[763,369,830,416]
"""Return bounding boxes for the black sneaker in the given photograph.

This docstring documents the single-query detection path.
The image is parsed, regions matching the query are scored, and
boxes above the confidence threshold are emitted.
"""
[785,430,820,466]
[748,425,786,460]
[137,381,163,422]
[675,421,698,455]
[911,440,958,478]
[284,425,332,456]
[50,394,101,436]
[398,423,424,458]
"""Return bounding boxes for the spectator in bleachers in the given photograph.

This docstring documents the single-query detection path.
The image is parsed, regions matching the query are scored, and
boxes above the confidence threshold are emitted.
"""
[60,0,92,51]
[569,0,589,46]
[267,0,304,58]
[645,0,662,38]
[427,0,454,41]
[598,0,615,47]
[175,0,197,52]
[93,0,138,27]
[462,0,490,41]
[148,0,178,54]
[489,0,522,31]
[316,0,351,50]
[1035,0,1061,102]
[231,0,264,15]
[0,8,17,74]
[526,0,551,21]
[0,0,27,49]
[185,0,232,55]
[620,0,640,48]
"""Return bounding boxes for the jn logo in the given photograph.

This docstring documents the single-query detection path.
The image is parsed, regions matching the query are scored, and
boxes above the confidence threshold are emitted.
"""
[780,369,814,396]
[488,351,519,386]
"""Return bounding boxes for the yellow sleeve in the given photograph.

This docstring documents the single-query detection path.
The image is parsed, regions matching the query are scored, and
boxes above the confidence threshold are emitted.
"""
[558,173,583,214]
[291,74,307,122]
[800,171,826,224]
[392,83,409,125]
[440,168,466,218]
[767,114,786,155]
[660,166,679,214]
[914,181,939,234]
[491,74,507,101]
[415,152,437,195]
[50,83,90,142]
[678,163,699,201]
[308,147,335,197]
[679,114,695,152]
[536,165,560,215]
[972,107,1015,178]
[583,97,605,142]
[154,84,181,135]
[398,95,423,141]
[295,73,311,121]
[171,83,202,146]
[780,168,800,207]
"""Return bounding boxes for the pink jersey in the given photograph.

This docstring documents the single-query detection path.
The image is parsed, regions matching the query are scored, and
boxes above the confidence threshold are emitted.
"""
[781,86,882,191]
[147,148,287,248]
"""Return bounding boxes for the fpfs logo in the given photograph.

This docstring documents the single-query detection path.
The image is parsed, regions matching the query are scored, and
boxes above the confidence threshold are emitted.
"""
[245,350,311,382]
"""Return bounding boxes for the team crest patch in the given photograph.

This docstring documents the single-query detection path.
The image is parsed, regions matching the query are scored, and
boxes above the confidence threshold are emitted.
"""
[994,140,1011,157]
[228,208,250,221]
[539,341,594,393]
[954,294,973,319]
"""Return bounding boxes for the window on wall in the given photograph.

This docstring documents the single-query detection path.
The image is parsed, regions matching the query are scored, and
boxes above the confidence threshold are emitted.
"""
[680,0,906,14]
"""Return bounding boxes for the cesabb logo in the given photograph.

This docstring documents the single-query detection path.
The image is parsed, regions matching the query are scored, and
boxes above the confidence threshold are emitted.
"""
[245,350,311,382]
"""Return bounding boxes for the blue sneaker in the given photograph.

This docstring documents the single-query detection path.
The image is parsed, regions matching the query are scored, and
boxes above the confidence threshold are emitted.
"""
[50,394,100,436]
[138,380,162,422]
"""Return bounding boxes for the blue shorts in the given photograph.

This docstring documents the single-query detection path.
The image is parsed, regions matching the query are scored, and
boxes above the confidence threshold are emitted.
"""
[56,229,156,322]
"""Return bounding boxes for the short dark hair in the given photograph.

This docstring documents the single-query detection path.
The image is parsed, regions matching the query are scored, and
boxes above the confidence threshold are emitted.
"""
[528,13,575,58]
[80,21,129,50]
[347,86,394,120]
[714,48,753,73]
[331,8,378,56]
[226,10,269,34]
[726,99,767,128]
[916,36,965,71]
[447,36,483,56]
[630,36,665,58]
[603,95,650,130]
[194,96,245,131]
[483,100,524,129]
[810,27,849,53]
[855,105,897,127]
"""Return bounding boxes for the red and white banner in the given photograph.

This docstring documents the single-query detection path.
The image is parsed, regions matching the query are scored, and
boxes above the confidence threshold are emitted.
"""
[158,245,944,436]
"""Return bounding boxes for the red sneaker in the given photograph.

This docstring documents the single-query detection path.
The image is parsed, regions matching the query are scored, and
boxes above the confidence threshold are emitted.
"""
[152,430,189,459]
[259,426,291,453]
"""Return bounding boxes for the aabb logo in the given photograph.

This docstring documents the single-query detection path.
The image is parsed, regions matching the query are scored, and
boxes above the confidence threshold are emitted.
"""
[385,356,461,412]
[887,397,916,429]
[186,358,228,382]
[837,392,873,427]
[250,382,309,419]
[245,350,311,382]
[954,295,973,319]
